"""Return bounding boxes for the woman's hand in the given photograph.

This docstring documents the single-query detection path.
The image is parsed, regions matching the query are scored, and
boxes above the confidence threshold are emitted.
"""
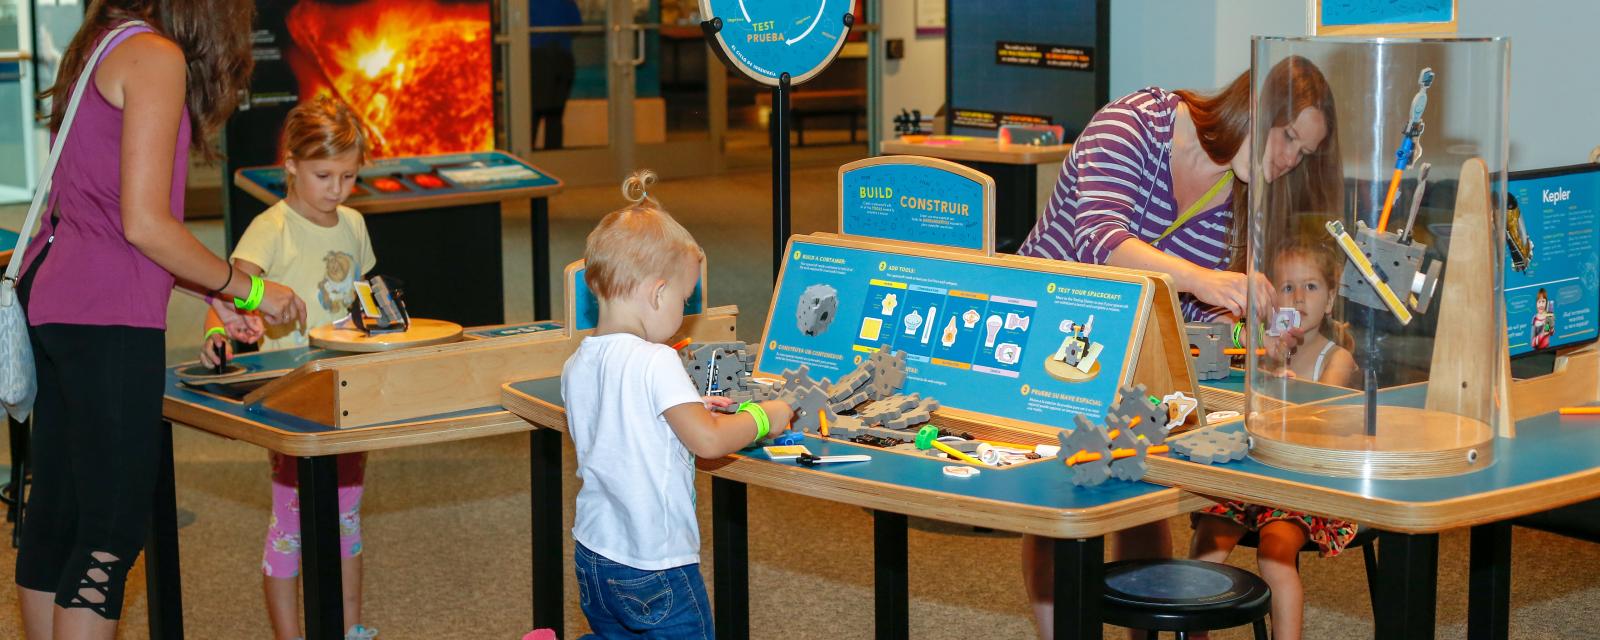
[198,331,234,368]
[256,280,308,328]
[1184,266,1278,321]
[209,297,264,343]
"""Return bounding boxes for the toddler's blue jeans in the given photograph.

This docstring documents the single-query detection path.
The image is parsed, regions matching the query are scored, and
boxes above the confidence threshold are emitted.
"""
[575,542,713,639]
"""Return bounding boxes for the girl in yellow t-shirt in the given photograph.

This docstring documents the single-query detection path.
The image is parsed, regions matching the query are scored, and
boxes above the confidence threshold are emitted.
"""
[199,95,379,640]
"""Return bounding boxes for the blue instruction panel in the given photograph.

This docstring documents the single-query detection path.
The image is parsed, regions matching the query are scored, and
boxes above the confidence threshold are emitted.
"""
[1504,166,1600,356]
[570,266,705,332]
[840,161,989,252]
[700,0,854,85]
[761,239,1150,425]
[1320,0,1453,27]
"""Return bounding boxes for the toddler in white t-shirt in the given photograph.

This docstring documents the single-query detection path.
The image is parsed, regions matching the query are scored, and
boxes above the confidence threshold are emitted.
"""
[561,170,793,638]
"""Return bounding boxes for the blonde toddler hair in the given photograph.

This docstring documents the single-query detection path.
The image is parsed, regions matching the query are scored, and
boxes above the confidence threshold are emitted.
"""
[584,170,705,301]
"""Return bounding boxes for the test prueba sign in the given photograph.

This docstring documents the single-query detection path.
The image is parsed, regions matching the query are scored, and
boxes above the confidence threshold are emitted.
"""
[700,0,855,86]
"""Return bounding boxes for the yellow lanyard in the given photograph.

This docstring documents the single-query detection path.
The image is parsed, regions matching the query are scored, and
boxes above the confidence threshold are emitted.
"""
[1156,169,1233,244]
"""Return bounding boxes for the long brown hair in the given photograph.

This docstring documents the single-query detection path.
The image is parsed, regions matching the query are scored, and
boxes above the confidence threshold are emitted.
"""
[45,0,255,156]
[1174,55,1344,269]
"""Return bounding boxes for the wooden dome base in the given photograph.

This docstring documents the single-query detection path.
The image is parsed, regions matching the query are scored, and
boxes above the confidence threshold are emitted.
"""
[1247,404,1494,479]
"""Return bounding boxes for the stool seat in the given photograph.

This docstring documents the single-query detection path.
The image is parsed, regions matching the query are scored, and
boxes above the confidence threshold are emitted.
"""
[1103,559,1271,637]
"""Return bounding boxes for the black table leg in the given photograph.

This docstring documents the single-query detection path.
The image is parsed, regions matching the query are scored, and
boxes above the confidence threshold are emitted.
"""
[530,429,564,637]
[712,477,749,640]
[1053,536,1104,640]
[1375,531,1438,640]
[298,455,344,640]
[145,421,184,639]
[873,510,909,640]
[1468,522,1512,640]
[532,197,552,322]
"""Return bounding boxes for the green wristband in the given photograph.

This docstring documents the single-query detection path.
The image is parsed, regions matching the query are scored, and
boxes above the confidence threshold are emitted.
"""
[204,326,227,340]
[235,274,265,311]
[738,401,770,442]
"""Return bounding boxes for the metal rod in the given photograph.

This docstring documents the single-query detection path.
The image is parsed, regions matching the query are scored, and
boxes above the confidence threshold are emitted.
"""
[771,73,792,282]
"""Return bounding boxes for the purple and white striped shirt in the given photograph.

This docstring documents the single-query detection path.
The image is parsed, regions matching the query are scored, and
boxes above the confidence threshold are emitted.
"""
[1018,88,1232,322]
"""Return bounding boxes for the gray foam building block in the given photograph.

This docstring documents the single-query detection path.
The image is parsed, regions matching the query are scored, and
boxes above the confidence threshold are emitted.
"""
[1059,415,1114,487]
[1170,429,1250,465]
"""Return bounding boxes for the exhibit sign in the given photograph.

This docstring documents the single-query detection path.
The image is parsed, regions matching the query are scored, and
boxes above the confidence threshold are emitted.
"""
[699,0,855,86]
[1503,168,1600,357]
[1315,0,1457,35]
[838,157,995,254]
[564,261,706,333]
[759,237,1159,425]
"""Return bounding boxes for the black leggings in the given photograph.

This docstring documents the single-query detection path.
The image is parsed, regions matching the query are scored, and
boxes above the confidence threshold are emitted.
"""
[14,322,165,619]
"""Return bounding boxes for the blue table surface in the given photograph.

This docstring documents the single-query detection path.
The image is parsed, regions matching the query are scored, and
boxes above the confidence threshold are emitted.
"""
[238,151,560,202]
[0,228,19,252]
[170,347,1600,511]
[506,377,1178,512]
[464,321,564,339]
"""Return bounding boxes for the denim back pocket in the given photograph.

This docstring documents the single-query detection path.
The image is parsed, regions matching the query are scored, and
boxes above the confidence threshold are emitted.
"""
[573,562,591,608]
[607,572,674,626]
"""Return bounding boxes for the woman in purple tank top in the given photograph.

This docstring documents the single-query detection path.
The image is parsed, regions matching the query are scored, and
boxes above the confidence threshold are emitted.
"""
[1017,57,1344,639]
[14,2,306,636]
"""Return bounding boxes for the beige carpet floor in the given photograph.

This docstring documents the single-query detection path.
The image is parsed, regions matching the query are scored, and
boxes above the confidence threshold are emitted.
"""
[2,163,1599,638]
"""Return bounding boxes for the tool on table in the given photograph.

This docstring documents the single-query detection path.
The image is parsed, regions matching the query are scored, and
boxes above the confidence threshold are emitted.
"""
[914,425,982,464]
[212,339,228,376]
[796,452,872,466]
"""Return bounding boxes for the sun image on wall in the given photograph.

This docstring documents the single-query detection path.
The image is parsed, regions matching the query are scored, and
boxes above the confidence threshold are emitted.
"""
[282,0,493,158]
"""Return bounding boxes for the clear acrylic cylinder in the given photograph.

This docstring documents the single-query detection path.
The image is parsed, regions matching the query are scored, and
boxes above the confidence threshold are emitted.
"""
[1246,36,1510,478]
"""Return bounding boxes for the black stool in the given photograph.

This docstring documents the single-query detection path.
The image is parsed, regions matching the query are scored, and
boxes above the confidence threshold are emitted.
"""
[1102,559,1271,640]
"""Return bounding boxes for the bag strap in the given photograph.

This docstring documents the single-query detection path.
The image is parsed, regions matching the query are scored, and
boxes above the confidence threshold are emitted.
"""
[1154,169,1234,245]
[4,20,148,285]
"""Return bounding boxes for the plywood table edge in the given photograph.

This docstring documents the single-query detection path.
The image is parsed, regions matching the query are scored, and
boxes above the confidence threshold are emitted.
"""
[1147,454,1600,533]
[502,384,1202,539]
[880,139,1072,165]
[164,397,532,457]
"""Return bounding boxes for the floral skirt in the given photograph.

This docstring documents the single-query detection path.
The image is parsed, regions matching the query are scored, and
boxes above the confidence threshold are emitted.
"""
[1198,501,1357,557]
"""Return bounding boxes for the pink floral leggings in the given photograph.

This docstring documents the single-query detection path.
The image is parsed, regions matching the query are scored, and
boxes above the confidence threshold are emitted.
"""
[262,452,367,578]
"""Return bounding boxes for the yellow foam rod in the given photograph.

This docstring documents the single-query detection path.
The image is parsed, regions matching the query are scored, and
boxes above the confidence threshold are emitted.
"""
[1325,221,1413,326]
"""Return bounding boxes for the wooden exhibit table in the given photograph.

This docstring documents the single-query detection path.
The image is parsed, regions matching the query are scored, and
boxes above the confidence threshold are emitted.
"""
[233,151,565,324]
[880,136,1070,253]
[152,308,739,640]
[1147,371,1600,640]
[501,377,1215,640]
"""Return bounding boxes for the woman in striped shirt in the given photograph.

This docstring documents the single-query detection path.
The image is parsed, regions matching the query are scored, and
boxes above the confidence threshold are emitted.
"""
[1019,56,1343,638]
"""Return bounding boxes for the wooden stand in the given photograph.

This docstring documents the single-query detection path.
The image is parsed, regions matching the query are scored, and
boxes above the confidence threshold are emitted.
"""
[308,319,465,353]
[246,307,740,429]
[758,234,1204,441]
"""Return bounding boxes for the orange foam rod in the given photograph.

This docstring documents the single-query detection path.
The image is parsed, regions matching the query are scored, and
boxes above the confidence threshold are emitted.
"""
[1377,167,1404,232]
[1191,347,1265,356]
[1558,406,1600,415]
[671,337,693,351]
[1064,450,1104,466]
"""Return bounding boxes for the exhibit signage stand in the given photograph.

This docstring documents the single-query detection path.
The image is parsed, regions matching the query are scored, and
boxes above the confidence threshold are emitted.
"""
[699,0,856,278]
[838,155,997,255]
[758,232,1204,445]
